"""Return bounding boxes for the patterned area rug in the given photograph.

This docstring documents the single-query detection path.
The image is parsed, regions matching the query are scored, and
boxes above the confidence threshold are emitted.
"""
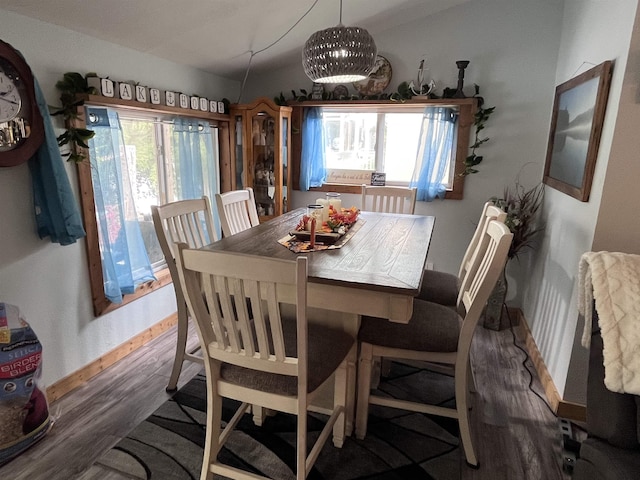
[95,362,461,479]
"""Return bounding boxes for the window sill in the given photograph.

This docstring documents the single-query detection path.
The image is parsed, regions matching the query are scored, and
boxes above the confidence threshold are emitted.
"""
[303,183,461,200]
[94,267,173,317]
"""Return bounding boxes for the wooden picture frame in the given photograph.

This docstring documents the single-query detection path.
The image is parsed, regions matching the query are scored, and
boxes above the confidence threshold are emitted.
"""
[543,60,612,201]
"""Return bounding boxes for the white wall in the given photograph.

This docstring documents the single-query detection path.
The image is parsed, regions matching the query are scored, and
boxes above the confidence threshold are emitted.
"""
[0,10,240,387]
[524,0,637,402]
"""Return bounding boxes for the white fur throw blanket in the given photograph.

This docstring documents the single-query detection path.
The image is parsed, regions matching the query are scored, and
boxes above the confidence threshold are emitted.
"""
[578,251,640,395]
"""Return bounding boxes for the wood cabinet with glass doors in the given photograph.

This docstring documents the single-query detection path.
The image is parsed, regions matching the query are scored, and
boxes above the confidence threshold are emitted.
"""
[229,97,292,222]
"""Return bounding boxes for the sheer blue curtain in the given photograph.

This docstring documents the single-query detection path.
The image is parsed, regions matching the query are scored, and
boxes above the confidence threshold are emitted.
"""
[87,107,156,304]
[300,107,326,190]
[410,107,457,201]
[172,118,221,238]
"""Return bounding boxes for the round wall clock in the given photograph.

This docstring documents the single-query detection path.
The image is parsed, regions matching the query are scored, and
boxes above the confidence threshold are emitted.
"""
[0,39,44,167]
[352,55,392,96]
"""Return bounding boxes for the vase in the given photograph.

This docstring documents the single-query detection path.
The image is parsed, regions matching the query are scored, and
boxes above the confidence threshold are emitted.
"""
[483,265,508,330]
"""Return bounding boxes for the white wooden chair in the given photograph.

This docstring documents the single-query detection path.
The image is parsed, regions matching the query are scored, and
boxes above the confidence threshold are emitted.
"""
[355,220,513,468]
[175,246,355,480]
[151,197,216,392]
[418,202,507,307]
[215,187,260,237]
[361,185,417,214]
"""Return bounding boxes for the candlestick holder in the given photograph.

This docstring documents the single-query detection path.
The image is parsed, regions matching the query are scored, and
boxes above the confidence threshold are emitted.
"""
[453,60,470,98]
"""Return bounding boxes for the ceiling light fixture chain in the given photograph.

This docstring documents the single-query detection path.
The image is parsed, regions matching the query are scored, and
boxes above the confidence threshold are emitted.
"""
[237,0,320,102]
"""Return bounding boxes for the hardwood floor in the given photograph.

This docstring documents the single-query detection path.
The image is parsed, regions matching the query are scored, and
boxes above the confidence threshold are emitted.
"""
[0,319,572,479]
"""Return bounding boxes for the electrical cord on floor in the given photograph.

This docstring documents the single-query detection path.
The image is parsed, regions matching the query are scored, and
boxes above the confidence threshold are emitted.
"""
[504,304,557,417]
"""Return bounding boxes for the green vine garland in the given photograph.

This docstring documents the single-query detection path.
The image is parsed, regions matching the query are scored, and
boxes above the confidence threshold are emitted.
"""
[275,82,494,175]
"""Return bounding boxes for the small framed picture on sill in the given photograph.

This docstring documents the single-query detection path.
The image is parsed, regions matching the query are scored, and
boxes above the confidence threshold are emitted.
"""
[371,172,386,186]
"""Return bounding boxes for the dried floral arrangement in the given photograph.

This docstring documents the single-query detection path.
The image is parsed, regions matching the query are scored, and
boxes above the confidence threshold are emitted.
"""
[490,182,545,259]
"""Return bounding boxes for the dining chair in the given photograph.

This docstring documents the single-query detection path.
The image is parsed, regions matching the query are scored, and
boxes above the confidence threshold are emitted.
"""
[215,187,260,237]
[174,246,356,480]
[355,220,513,468]
[418,201,507,307]
[151,197,217,392]
[361,184,417,214]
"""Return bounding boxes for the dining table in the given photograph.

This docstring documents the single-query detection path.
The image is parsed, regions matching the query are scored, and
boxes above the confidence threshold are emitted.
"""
[200,207,435,434]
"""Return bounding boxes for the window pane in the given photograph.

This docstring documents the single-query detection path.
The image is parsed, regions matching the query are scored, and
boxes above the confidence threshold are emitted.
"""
[382,113,423,183]
[119,118,163,265]
[323,111,377,170]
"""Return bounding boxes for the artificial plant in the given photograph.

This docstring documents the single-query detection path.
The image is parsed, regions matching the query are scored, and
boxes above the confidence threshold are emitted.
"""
[52,72,97,163]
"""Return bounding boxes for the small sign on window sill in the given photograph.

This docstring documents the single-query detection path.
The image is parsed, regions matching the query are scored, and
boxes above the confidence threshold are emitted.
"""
[371,172,386,186]
[325,169,373,185]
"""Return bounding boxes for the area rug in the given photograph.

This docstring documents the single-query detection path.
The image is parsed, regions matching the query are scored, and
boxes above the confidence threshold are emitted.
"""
[94,362,461,479]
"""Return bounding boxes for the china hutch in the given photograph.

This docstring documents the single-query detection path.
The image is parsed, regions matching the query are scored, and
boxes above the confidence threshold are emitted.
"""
[229,97,292,222]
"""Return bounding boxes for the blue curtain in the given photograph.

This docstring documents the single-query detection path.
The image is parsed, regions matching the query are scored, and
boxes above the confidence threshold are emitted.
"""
[410,107,457,201]
[87,108,156,304]
[299,107,326,190]
[172,118,221,238]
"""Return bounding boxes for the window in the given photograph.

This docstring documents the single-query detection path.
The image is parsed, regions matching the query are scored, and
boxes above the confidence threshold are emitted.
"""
[323,107,433,185]
[75,97,230,316]
[291,99,476,200]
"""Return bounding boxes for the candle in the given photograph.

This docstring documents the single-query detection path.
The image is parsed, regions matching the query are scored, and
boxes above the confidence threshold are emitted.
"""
[315,198,329,222]
[306,204,323,231]
[326,192,341,213]
[309,217,316,248]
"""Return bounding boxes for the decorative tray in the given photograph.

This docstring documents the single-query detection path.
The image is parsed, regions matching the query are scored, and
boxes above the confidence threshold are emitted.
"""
[289,230,343,245]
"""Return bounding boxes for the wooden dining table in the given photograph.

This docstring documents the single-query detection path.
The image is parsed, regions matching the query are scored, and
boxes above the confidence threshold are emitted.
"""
[200,207,435,434]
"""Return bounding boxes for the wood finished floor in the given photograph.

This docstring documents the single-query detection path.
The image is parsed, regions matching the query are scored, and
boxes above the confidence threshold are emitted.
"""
[0,320,572,480]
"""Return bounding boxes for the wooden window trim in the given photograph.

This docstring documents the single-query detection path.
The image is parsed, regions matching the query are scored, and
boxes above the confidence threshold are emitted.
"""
[289,98,477,200]
[71,94,231,317]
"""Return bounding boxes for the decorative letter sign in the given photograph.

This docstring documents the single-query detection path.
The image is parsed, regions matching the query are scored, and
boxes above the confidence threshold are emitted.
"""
[119,83,133,101]
[135,85,147,103]
[149,88,161,105]
[165,91,176,107]
[179,93,189,109]
[100,78,115,97]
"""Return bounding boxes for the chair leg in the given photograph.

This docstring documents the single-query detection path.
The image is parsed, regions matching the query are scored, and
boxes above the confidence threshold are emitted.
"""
[456,359,478,467]
[297,407,307,480]
[355,342,374,439]
[201,368,222,480]
[167,302,189,392]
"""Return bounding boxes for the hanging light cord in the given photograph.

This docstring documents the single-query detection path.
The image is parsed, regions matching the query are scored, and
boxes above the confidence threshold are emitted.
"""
[237,0,320,102]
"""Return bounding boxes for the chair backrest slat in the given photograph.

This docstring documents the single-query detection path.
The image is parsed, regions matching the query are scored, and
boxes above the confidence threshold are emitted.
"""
[361,185,417,214]
[215,188,260,237]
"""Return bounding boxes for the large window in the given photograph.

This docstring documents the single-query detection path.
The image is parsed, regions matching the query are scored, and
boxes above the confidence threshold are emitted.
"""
[76,97,230,316]
[323,108,433,185]
[291,99,476,200]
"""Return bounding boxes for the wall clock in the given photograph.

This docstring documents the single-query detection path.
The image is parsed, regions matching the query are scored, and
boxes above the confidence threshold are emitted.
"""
[352,55,392,96]
[0,39,44,167]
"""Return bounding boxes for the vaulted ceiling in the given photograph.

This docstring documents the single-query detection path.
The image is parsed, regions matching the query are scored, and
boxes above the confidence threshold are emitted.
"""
[0,0,470,80]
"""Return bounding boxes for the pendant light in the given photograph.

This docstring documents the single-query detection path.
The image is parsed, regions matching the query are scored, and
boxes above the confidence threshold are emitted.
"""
[302,0,377,84]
